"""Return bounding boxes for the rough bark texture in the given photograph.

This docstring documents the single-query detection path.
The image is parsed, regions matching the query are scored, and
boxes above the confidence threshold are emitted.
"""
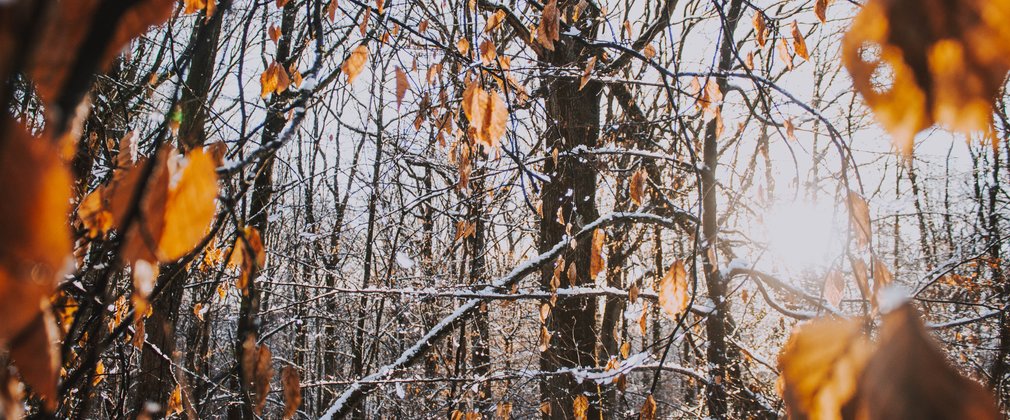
[538,72,604,420]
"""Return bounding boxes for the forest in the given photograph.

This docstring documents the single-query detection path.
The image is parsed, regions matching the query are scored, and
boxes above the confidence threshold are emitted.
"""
[0,0,1008,418]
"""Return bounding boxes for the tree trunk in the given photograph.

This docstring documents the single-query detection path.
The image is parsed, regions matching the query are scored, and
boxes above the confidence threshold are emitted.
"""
[538,71,603,419]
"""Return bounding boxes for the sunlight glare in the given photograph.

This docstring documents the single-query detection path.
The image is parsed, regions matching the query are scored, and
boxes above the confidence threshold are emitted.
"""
[762,198,841,271]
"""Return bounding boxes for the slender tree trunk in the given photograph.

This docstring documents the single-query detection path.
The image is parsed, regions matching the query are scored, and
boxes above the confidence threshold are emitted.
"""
[701,0,747,417]
[135,3,228,414]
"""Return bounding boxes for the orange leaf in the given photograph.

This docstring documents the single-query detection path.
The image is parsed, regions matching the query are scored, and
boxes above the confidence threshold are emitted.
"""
[536,0,560,51]
[579,56,596,91]
[590,229,605,278]
[484,10,505,33]
[658,260,689,319]
[395,66,408,109]
[282,365,302,419]
[158,148,218,261]
[0,121,72,342]
[479,39,497,66]
[9,310,59,411]
[847,190,871,249]
[342,44,369,83]
[841,0,1010,153]
[791,21,809,60]
[753,12,768,47]
[778,316,872,419]
[814,0,829,23]
[629,169,646,206]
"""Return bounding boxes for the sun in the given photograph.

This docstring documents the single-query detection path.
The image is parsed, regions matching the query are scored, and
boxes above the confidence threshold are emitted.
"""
[760,197,843,272]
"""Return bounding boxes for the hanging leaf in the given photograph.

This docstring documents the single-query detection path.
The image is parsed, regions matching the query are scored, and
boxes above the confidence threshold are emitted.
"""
[260,61,291,98]
[7,0,176,116]
[572,395,589,420]
[536,0,560,51]
[230,227,266,293]
[823,269,845,308]
[158,148,219,261]
[342,44,369,83]
[640,395,656,420]
[0,121,72,343]
[395,66,408,109]
[241,335,274,416]
[8,310,59,411]
[281,365,302,419]
[791,21,809,60]
[479,39,497,66]
[841,0,1010,154]
[484,10,505,33]
[847,191,871,249]
[778,317,873,420]
[658,260,689,319]
[629,169,646,206]
[166,384,183,416]
[777,39,794,70]
[456,38,470,55]
[857,304,998,419]
[642,44,657,60]
[753,12,768,47]
[590,229,605,278]
[815,0,829,24]
[579,56,596,91]
[849,256,871,302]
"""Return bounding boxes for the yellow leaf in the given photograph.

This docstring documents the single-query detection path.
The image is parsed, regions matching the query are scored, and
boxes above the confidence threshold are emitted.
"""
[158,148,219,261]
[573,395,589,420]
[167,384,183,416]
[778,317,872,420]
[658,260,689,319]
[260,61,291,98]
[342,44,369,83]
[841,0,1010,153]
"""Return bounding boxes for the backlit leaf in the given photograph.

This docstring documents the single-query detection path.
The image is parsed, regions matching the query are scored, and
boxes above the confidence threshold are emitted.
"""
[841,0,1010,153]
[342,44,369,83]
[658,260,689,319]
